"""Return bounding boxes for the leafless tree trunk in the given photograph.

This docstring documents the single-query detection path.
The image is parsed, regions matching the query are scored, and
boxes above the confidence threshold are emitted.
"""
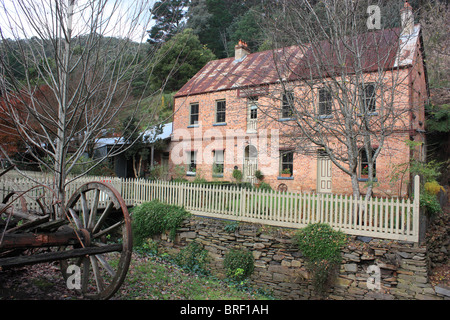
[259,0,421,198]
[0,0,165,216]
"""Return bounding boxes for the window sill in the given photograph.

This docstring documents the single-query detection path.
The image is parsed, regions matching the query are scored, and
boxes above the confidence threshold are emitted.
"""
[213,122,227,126]
[278,117,296,122]
[358,178,378,182]
[319,115,333,119]
[277,176,294,180]
[186,171,196,176]
[357,112,378,117]
[187,125,199,128]
[212,174,223,178]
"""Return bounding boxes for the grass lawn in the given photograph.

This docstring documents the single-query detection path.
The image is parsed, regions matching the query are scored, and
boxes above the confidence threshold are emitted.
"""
[114,253,272,300]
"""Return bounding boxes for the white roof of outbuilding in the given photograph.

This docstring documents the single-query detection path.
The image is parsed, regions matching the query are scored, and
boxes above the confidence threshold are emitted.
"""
[94,122,173,149]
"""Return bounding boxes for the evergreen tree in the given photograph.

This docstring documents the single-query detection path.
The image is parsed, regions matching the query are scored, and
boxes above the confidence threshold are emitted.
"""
[186,0,262,58]
[228,6,265,54]
[148,0,189,44]
[149,28,216,93]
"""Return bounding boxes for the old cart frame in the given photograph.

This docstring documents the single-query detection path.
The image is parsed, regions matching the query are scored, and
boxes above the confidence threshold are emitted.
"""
[0,168,132,300]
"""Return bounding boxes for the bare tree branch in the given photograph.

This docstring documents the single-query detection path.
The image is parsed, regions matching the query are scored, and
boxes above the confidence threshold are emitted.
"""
[0,0,169,215]
[257,0,424,197]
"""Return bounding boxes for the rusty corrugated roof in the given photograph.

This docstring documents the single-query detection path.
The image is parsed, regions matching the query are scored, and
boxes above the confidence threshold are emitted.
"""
[175,26,420,98]
[174,45,306,98]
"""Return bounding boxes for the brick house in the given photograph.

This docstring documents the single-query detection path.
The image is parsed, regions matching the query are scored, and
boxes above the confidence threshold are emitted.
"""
[168,3,428,197]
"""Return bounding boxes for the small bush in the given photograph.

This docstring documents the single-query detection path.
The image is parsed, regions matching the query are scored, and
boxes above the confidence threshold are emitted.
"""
[424,181,445,195]
[131,200,190,246]
[232,169,243,182]
[257,182,272,191]
[294,223,346,263]
[223,249,254,281]
[420,191,442,217]
[175,241,210,275]
[135,238,160,256]
[224,221,240,233]
[294,223,347,296]
[254,170,264,181]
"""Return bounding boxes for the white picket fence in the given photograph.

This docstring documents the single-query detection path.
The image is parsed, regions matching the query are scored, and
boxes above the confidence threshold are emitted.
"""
[119,177,420,242]
[0,175,123,214]
[0,174,421,242]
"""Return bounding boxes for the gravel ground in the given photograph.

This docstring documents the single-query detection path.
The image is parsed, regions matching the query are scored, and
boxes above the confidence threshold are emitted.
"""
[0,261,82,300]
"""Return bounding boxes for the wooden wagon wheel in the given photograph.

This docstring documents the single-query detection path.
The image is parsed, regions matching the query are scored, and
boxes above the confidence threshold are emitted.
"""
[59,182,132,300]
[277,183,288,192]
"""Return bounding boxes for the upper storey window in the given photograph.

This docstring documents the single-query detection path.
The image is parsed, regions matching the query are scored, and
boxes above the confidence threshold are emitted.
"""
[215,99,226,124]
[281,91,295,119]
[189,103,199,125]
[360,84,376,114]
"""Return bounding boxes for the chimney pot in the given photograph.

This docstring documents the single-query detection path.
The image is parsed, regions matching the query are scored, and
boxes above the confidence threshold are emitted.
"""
[235,40,250,61]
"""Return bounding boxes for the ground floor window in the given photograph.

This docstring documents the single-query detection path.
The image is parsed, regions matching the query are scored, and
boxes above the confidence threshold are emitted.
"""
[213,150,224,176]
[188,151,197,173]
[359,148,377,179]
[280,151,294,176]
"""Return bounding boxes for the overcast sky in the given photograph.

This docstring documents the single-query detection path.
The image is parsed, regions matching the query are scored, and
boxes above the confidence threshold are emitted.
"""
[0,0,154,43]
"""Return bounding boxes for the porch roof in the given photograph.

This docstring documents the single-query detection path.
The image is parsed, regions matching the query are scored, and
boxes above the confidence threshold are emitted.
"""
[94,122,173,149]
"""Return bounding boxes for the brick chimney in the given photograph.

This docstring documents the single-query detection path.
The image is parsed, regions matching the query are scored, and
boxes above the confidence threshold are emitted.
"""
[235,40,250,61]
[400,0,414,37]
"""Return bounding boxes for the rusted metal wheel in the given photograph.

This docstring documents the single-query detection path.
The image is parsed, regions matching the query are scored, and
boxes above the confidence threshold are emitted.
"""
[277,183,288,192]
[59,182,132,300]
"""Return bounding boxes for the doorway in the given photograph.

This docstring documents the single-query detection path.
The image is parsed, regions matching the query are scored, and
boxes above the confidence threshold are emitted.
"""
[243,145,258,184]
[317,150,332,193]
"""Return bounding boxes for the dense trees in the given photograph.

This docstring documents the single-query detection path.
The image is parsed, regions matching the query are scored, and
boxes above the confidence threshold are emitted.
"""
[149,28,215,93]
[419,1,450,183]
[149,0,265,61]
[145,0,266,106]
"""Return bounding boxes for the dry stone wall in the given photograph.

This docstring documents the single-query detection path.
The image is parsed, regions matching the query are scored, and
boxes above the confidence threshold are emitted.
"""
[158,216,448,300]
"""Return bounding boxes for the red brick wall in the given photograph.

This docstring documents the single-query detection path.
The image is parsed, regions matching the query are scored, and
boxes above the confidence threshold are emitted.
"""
[169,55,427,197]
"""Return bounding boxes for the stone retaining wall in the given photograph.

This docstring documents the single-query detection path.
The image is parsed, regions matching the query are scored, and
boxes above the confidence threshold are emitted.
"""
[158,216,448,300]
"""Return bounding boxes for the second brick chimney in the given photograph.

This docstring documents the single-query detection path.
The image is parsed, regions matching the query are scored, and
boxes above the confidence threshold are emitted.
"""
[400,0,414,37]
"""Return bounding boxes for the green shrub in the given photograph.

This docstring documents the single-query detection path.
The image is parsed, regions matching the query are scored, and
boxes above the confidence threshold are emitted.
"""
[224,221,240,233]
[175,241,210,275]
[257,182,272,191]
[135,238,160,256]
[131,200,190,246]
[424,180,445,195]
[294,223,347,296]
[420,191,442,218]
[223,249,254,281]
[232,169,243,183]
[254,170,264,181]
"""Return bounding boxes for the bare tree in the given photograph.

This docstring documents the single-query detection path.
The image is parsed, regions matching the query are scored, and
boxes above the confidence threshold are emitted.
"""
[259,0,424,197]
[0,0,165,215]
